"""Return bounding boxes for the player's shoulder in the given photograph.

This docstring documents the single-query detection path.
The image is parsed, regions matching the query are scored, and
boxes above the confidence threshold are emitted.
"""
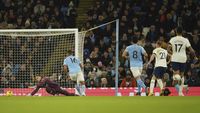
[162,48,168,53]
[160,47,167,51]
[153,47,161,53]
[154,47,166,52]
[135,44,144,49]
[64,57,69,61]
[153,47,158,52]
[169,36,177,42]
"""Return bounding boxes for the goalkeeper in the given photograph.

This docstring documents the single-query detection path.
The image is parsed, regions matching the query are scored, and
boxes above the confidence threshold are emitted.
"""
[29,76,77,96]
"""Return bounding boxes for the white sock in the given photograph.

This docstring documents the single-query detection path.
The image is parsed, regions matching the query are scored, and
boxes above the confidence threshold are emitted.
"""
[178,77,185,96]
[157,79,164,91]
[181,77,184,85]
[80,85,86,96]
[179,85,184,96]
[150,79,155,94]
[75,84,81,95]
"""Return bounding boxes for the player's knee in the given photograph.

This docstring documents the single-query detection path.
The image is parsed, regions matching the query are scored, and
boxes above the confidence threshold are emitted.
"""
[135,76,140,80]
[173,74,181,81]
[173,70,180,75]
[151,75,156,80]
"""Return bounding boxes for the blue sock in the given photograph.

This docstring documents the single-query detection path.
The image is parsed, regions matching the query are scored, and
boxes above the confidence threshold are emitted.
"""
[175,84,179,93]
[137,79,146,88]
[137,83,141,93]
[137,79,146,93]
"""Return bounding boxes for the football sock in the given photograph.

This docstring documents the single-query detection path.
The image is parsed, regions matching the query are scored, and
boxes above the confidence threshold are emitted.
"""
[137,79,146,93]
[178,77,185,96]
[75,84,81,95]
[149,79,155,94]
[175,84,179,93]
[80,84,86,96]
[157,79,164,91]
[181,77,184,85]
[179,85,183,96]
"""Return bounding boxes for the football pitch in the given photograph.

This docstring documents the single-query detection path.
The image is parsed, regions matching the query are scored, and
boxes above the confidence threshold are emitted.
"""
[0,96,200,113]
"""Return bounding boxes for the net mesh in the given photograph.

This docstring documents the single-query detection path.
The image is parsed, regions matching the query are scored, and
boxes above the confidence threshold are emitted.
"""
[0,29,82,95]
[0,20,117,96]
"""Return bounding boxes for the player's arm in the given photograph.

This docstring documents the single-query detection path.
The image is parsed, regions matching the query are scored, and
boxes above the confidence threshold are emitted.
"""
[30,86,41,96]
[167,53,171,64]
[167,43,172,55]
[188,46,198,60]
[143,51,148,61]
[30,79,46,96]
[122,50,129,59]
[147,53,155,65]
[63,65,68,73]
[141,47,148,62]
[80,63,84,70]
[185,38,198,61]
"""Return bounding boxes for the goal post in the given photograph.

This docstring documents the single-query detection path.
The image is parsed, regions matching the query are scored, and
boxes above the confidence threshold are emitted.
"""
[0,19,119,96]
[81,19,119,96]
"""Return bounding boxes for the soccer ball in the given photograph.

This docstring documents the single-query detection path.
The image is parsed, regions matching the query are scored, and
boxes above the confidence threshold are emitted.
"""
[6,91,13,96]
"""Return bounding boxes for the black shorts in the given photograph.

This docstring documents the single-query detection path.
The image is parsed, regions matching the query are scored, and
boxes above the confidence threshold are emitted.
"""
[153,67,167,79]
[171,62,186,73]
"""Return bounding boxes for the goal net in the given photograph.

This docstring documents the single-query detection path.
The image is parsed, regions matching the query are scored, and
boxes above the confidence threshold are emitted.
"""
[0,19,119,96]
[0,29,83,96]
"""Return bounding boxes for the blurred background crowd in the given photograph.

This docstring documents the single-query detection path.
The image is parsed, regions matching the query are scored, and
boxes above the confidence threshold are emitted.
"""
[0,0,199,88]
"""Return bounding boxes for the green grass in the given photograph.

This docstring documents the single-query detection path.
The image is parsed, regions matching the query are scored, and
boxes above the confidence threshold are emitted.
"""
[0,96,200,113]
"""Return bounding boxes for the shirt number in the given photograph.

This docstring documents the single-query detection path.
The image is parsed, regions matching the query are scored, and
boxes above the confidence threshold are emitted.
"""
[159,52,166,59]
[70,58,77,63]
[133,51,138,58]
[175,44,183,52]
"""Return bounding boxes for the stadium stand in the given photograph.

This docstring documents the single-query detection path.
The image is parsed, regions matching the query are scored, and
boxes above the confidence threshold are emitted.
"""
[81,0,200,87]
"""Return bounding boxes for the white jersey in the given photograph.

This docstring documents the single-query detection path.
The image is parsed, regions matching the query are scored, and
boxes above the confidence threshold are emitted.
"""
[169,36,191,63]
[153,47,168,68]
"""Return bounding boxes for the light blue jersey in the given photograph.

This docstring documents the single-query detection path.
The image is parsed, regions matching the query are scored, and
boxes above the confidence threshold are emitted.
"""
[63,55,82,74]
[125,44,146,67]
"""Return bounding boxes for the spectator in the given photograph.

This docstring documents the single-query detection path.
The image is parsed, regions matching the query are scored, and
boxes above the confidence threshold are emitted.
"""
[146,25,158,43]
[120,74,137,87]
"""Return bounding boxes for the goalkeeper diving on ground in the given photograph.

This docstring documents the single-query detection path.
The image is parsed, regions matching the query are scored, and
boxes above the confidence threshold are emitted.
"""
[28,75,77,96]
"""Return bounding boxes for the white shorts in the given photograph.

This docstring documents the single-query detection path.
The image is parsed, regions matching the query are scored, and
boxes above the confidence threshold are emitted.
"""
[69,72,85,83]
[130,67,143,78]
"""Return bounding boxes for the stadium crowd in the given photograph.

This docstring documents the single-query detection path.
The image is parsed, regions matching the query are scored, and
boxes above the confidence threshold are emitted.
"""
[0,0,200,88]
[0,0,78,29]
[81,0,200,87]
